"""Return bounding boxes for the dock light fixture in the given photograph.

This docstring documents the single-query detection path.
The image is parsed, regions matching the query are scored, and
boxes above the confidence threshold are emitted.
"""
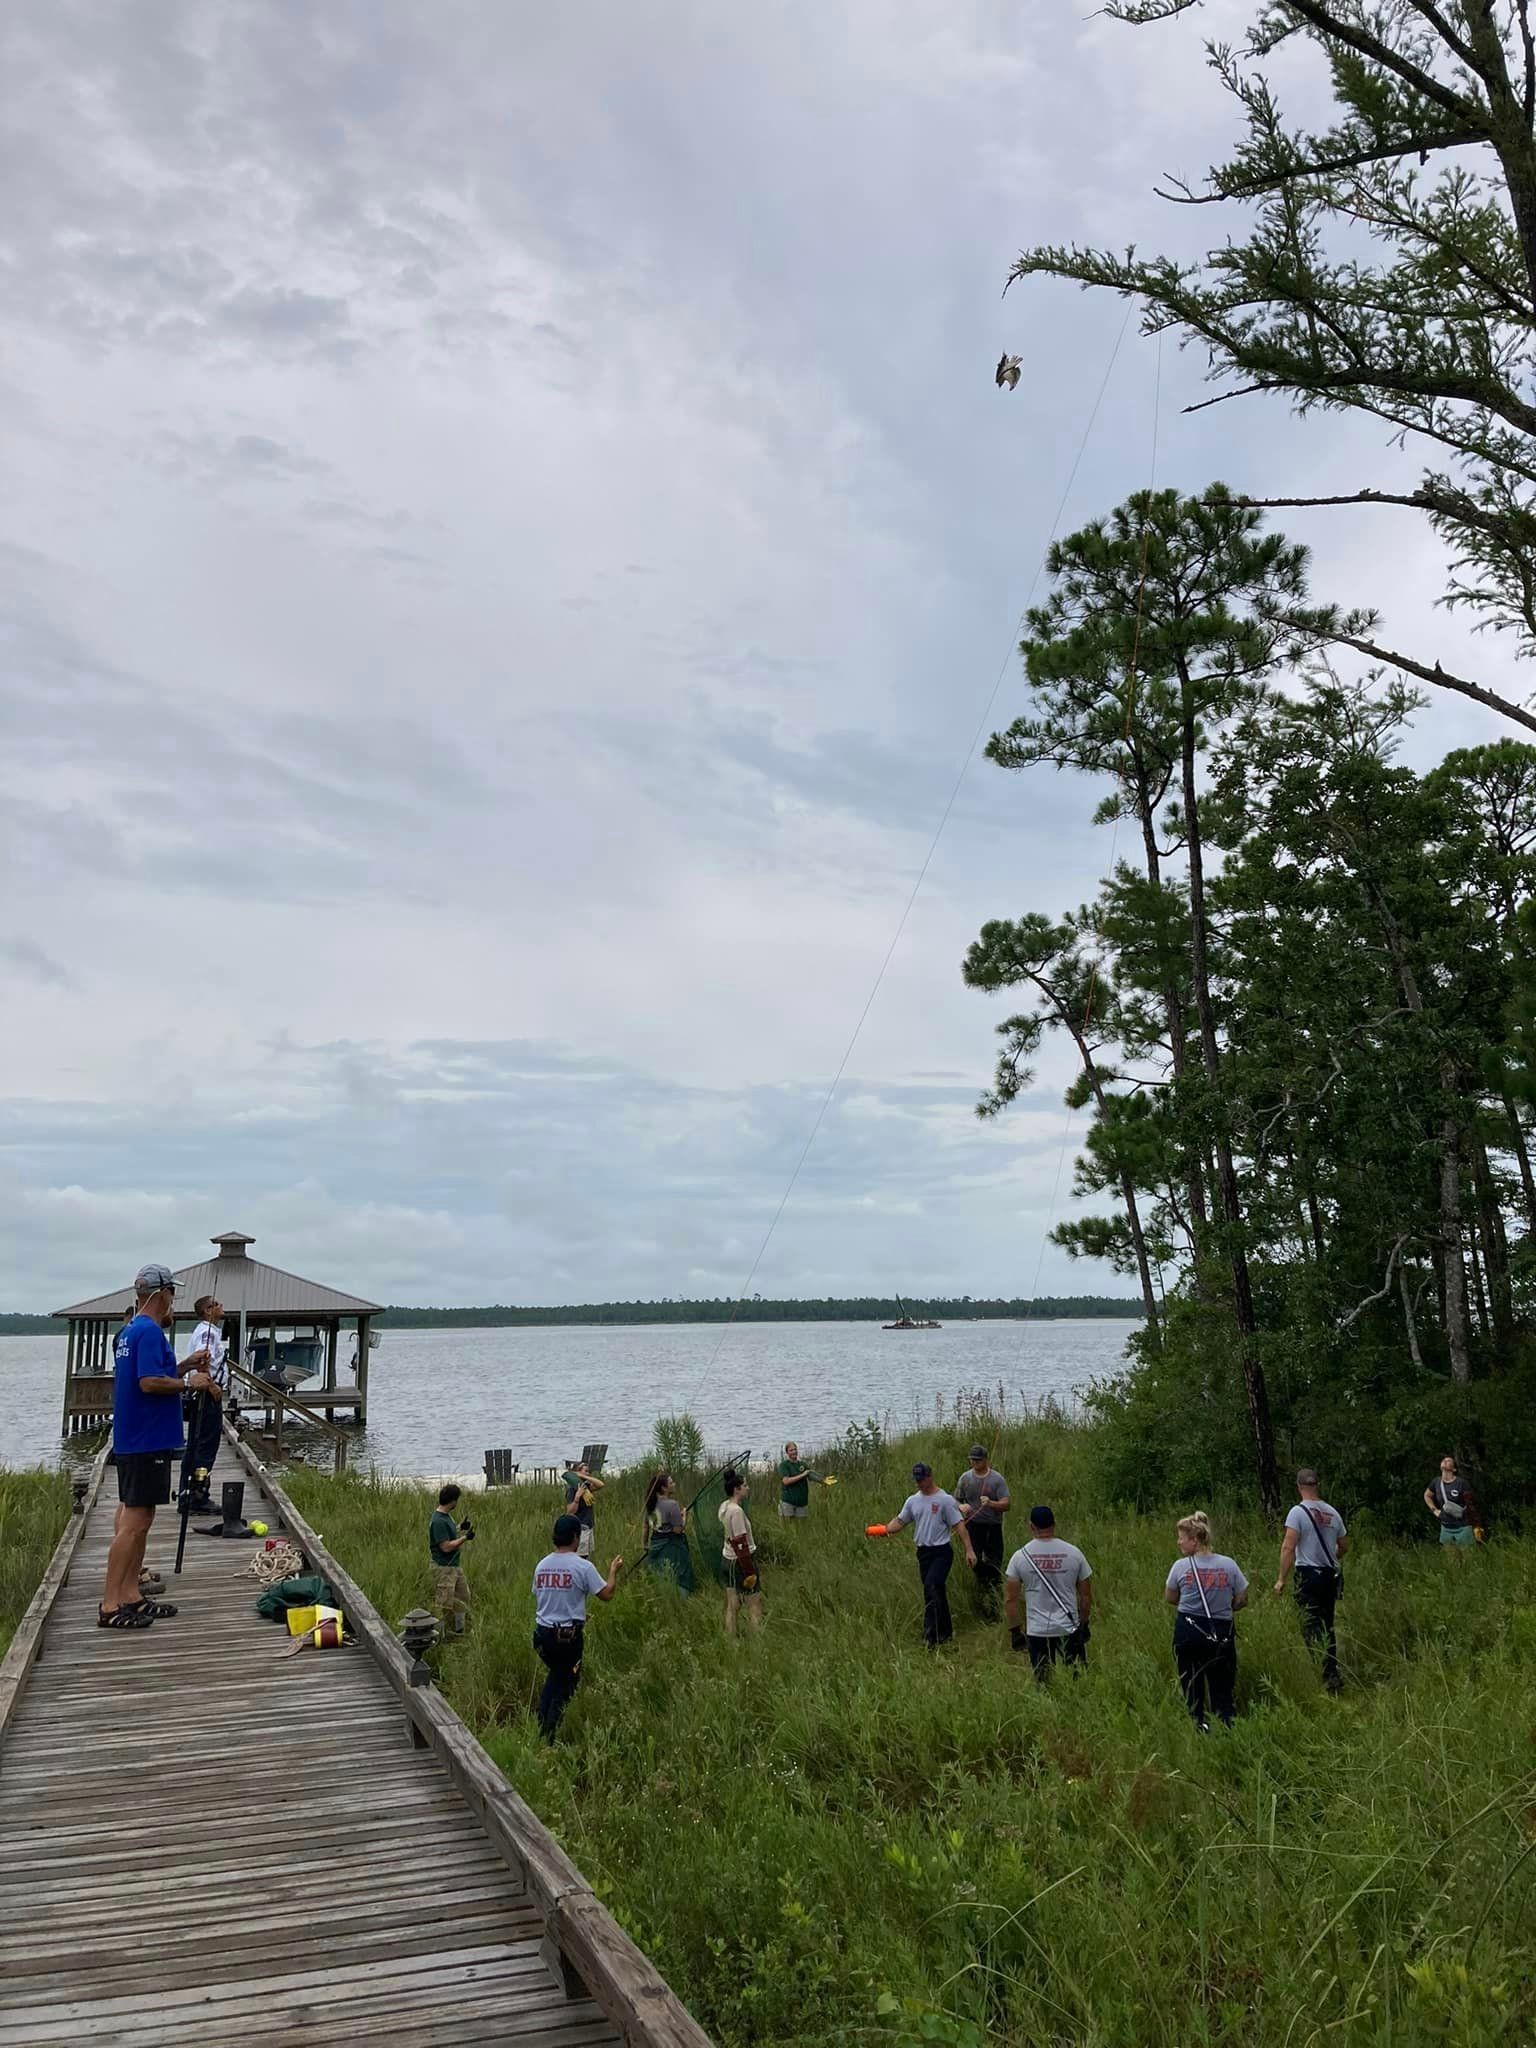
[399,1608,441,1686]
[70,1478,89,1515]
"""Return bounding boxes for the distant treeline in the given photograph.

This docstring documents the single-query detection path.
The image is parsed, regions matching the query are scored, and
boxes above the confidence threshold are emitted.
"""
[0,1296,1143,1337]
[372,1296,1144,1330]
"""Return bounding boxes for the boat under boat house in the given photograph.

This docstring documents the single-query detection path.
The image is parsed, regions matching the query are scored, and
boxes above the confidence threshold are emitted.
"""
[55,1230,385,1435]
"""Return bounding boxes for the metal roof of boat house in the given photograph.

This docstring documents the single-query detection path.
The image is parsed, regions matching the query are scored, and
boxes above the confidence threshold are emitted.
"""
[53,1231,384,1320]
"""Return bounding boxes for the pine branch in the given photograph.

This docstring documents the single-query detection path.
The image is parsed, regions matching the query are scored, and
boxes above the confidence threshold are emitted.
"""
[1153,127,1481,205]
[1279,0,1481,121]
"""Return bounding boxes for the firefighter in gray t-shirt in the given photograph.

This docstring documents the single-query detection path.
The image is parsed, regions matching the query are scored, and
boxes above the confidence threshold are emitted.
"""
[1005,1505,1092,1680]
[954,1444,1010,1621]
[1273,1465,1348,1694]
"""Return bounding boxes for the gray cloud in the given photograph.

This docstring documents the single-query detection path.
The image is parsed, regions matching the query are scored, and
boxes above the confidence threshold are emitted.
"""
[0,939,74,991]
[0,0,1511,1314]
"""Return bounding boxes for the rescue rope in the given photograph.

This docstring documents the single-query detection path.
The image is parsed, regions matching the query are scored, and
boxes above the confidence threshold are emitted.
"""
[677,306,1140,1413]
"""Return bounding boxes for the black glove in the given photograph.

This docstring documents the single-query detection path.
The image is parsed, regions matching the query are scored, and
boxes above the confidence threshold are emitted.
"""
[1010,1626,1027,1653]
[458,1519,476,1542]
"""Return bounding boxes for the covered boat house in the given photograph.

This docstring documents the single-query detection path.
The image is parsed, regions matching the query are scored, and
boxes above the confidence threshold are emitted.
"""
[55,1230,385,1435]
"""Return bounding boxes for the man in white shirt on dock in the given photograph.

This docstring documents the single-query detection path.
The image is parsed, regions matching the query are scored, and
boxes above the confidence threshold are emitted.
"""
[179,1294,227,1514]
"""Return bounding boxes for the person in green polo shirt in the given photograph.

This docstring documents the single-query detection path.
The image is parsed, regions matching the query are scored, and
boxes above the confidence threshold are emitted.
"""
[429,1483,473,1637]
[778,1441,812,1522]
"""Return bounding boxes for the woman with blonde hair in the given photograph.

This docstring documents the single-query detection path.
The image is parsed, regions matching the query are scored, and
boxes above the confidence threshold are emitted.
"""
[1164,1511,1248,1730]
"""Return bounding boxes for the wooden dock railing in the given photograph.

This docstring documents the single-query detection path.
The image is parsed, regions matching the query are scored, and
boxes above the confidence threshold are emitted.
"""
[227,1356,352,1474]
[224,1431,713,2048]
[0,1445,109,1733]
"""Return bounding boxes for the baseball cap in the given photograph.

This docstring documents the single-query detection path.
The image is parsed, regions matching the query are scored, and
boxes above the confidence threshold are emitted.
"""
[553,1512,582,1546]
[1029,1504,1056,1530]
[134,1263,178,1294]
[969,1443,989,1461]
[911,1461,931,1481]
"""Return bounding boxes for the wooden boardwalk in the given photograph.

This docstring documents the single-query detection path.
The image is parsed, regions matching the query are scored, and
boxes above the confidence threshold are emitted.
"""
[0,1446,708,2048]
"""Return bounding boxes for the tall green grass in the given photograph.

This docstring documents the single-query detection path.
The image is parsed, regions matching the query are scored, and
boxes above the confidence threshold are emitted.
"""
[286,1412,1536,2048]
[0,1470,72,1654]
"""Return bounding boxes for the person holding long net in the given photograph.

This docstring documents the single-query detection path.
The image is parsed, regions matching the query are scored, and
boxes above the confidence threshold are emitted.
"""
[642,1470,694,1594]
[716,1468,763,1634]
[1164,1512,1248,1730]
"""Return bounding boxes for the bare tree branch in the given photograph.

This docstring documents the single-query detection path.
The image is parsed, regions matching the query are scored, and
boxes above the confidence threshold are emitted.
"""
[1337,1234,1407,1331]
[1296,622,1536,736]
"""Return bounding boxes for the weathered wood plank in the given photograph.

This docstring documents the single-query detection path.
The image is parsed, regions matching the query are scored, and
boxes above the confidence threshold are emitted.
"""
[0,1435,702,2048]
[223,1434,711,2046]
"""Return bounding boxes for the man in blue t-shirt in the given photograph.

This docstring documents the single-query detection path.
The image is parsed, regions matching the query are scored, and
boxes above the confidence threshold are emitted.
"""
[99,1263,215,1630]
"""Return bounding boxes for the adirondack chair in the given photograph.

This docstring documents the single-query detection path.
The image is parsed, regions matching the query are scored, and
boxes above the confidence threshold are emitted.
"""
[483,1449,519,1487]
[580,1442,608,1475]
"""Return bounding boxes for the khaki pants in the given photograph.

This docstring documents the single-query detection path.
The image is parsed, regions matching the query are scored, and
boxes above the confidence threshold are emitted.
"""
[434,1566,470,1618]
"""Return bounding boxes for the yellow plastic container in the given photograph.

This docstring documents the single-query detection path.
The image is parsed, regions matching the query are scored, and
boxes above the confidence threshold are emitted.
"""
[286,1603,342,1637]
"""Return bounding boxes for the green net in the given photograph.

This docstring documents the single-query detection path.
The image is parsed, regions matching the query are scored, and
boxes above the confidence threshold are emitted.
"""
[686,1451,752,1588]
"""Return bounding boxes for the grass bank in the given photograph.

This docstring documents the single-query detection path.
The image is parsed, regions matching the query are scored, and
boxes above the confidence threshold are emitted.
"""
[0,1470,71,1654]
[285,1413,1536,2048]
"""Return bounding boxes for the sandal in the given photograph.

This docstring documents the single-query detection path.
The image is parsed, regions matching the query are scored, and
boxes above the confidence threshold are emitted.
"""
[139,1572,166,1594]
[131,1598,179,1619]
[98,1604,156,1630]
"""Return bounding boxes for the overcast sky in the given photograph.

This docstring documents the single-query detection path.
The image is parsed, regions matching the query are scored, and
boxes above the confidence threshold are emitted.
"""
[0,1,1512,1311]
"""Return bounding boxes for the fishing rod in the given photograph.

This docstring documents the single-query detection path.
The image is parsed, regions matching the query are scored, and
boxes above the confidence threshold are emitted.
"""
[173,1386,209,1577]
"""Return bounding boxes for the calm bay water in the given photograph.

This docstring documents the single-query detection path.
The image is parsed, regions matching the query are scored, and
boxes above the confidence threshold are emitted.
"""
[0,1319,1137,1477]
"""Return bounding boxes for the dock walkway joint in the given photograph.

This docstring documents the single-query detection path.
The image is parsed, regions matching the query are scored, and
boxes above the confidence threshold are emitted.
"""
[0,1443,711,2048]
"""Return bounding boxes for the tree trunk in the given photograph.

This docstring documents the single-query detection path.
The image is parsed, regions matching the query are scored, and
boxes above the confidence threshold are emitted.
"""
[1399,1256,1426,1374]
[1136,762,1208,1239]
[1499,1089,1536,1235]
[1367,887,1473,1386]
[1438,1097,1473,1384]
[1305,1185,1326,1268]
[1468,1228,1491,1339]
[1472,1132,1515,1359]
[1178,666,1279,1517]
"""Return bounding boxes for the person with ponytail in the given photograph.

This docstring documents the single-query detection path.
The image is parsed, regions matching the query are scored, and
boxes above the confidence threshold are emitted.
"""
[642,1470,694,1594]
[717,1468,763,1634]
[1163,1512,1248,1730]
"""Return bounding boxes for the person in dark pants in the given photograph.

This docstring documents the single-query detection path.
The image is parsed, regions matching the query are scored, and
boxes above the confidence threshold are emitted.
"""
[1005,1505,1092,1680]
[530,1513,621,1739]
[1274,1466,1348,1694]
[954,1444,1010,1620]
[870,1463,976,1648]
[178,1293,225,1513]
[1164,1512,1248,1730]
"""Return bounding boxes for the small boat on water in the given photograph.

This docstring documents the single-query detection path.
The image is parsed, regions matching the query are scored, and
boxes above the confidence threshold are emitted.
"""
[247,1333,325,1388]
[883,1298,940,1330]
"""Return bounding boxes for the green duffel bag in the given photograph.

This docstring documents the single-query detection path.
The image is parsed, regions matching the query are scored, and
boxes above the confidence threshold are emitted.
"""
[255,1573,335,1621]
